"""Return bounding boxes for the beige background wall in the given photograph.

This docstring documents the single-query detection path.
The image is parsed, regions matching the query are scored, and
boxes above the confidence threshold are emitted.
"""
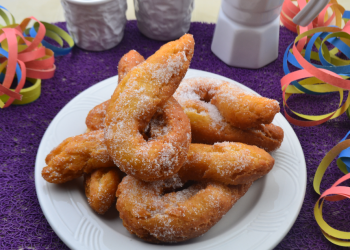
[1,0,349,24]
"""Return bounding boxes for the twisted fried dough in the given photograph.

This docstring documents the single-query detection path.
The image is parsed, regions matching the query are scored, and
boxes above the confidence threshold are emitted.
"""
[104,34,194,181]
[116,175,252,243]
[42,130,114,184]
[178,142,274,185]
[84,167,124,214]
[173,77,283,151]
[185,106,283,152]
[43,121,273,186]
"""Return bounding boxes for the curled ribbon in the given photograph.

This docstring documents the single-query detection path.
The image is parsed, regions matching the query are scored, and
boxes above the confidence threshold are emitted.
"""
[313,132,350,246]
[0,6,74,108]
[281,11,350,126]
[336,132,350,174]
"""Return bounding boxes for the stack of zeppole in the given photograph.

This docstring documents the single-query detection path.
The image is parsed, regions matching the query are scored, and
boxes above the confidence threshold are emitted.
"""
[42,34,283,243]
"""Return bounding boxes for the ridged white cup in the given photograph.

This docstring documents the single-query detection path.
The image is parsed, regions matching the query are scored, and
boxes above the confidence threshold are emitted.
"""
[134,0,194,41]
[61,0,127,51]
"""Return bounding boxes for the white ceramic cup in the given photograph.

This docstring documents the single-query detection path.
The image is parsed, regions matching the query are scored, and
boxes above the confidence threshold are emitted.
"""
[134,0,194,41]
[61,0,127,51]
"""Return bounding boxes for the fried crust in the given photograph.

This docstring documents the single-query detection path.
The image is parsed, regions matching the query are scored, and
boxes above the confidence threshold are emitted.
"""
[116,175,252,243]
[84,167,124,214]
[85,100,109,132]
[118,50,145,84]
[178,142,274,185]
[86,50,146,132]
[174,77,283,151]
[211,82,280,129]
[42,130,114,183]
[187,106,283,152]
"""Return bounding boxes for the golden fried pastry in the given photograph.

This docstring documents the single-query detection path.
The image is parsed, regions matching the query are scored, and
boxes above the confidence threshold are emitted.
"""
[42,130,114,184]
[174,77,280,129]
[86,50,146,132]
[173,77,283,151]
[118,50,145,83]
[104,34,194,181]
[43,126,273,186]
[187,108,283,152]
[178,142,274,185]
[86,100,109,132]
[211,81,280,129]
[116,175,252,243]
[84,167,124,214]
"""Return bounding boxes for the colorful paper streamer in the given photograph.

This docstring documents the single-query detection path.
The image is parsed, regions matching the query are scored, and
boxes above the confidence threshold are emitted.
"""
[313,132,350,246]
[0,6,74,108]
[281,4,350,126]
[336,131,350,174]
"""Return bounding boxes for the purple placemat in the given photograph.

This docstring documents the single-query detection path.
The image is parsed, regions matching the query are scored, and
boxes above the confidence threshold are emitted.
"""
[0,20,349,250]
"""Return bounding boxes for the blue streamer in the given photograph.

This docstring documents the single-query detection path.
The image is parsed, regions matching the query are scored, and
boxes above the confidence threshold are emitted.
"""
[343,11,350,19]
[283,43,331,95]
[338,131,350,173]
[0,5,9,11]
[28,25,72,56]
[0,47,22,85]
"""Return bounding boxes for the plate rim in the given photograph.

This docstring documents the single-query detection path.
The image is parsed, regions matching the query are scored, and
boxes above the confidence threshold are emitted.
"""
[35,69,307,250]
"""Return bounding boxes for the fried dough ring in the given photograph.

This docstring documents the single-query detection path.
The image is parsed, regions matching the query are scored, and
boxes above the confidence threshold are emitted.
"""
[84,167,124,214]
[116,175,252,243]
[104,34,194,181]
[86,50,146,132]
[173,77,283,151]
[178,142,274,185]
[174,77,280,129]
[42,130,114,184]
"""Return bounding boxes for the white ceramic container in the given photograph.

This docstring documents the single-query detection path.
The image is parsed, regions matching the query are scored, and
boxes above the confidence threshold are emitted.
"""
[211,0,284,69]
[211,0,330,69]
[61,0,127,51]
[133,0,194,41]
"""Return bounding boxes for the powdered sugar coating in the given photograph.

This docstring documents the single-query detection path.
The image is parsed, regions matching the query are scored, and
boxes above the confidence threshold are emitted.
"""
[178,142,275,185]
[42,130,115,184]
[116,175,252,243]
[173,77,283,151]
[174,77,226,129]
[174,76,279,130]
[104,35,194,181]
[84,167,123,214]
[212,82,280,129]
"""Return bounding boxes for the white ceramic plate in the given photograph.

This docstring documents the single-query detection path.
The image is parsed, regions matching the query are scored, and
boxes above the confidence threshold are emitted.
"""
[35,69,306,250]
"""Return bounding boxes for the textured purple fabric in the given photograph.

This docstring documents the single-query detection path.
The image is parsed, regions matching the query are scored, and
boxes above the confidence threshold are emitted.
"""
[0,20,349,250]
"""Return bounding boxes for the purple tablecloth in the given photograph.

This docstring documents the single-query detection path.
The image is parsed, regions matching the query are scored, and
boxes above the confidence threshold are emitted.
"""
[1,21,349,249]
